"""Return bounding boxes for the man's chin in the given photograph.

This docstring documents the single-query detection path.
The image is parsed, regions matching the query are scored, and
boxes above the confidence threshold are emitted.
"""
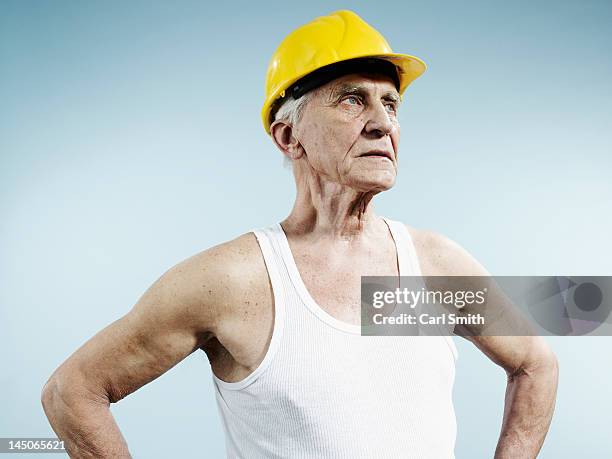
[350,174,396,193]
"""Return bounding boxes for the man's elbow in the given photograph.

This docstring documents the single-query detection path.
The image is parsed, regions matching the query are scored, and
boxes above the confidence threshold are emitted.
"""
[544,351,559,387]
[41,375,62,417]
[41,374,65,424]
[509,342,559,383]
[41,380,51,410]
[532,343,559,376]
[41,370,110,421]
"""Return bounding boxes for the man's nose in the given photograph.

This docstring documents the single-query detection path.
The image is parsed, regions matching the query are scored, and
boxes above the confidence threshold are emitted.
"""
[363,102,394,137]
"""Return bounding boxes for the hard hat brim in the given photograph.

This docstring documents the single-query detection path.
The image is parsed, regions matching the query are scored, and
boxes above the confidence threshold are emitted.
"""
[262,52,426,135]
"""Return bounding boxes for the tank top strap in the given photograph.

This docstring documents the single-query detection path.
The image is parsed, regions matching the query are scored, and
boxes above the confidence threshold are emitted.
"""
[382,217,422,276]
[250,223,309,335]
[251,226,285,287]
[212,226,288,391]
[253,224,299,299]
[382,217,458,360]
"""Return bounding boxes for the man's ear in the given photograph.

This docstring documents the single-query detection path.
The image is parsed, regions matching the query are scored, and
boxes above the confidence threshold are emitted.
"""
[270,120,305,160]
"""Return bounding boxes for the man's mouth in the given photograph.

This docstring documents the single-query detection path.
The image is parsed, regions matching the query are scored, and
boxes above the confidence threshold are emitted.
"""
[359,150,394,161]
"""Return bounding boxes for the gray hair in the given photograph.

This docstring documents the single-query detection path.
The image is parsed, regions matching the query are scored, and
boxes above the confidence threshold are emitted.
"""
[272,92,312,169]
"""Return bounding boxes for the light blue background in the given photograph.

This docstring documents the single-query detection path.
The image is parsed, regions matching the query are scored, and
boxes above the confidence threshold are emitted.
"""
[1,1,611,457]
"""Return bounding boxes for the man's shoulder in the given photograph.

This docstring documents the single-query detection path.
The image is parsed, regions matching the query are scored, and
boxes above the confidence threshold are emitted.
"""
[198,231,264,273]
[401,223,490,277]
[155,231,269,314]
[179,231,268,291]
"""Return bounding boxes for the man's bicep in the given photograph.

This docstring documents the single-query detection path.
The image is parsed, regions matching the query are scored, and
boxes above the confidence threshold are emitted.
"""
[51,253,221,403]
[413,227,555,373]
[465,334,557,381]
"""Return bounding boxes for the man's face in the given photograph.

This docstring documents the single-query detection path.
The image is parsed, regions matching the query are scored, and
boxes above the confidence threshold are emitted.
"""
[293,72,401,192]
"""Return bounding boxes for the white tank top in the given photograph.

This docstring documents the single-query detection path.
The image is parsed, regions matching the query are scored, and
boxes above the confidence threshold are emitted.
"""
[212,217,458,458]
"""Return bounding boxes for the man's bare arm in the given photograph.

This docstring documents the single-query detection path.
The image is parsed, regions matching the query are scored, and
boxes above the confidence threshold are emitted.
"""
[413,228,559,459]
[40,239,244,458]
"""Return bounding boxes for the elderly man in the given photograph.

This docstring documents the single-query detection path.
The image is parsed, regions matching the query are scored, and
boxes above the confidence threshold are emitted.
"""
[41,10,558,459]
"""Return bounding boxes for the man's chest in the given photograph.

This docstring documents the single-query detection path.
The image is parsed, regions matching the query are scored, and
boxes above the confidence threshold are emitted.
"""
[291,243,399,323]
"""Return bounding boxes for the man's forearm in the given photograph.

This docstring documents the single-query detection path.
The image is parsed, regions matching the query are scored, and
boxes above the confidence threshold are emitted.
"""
[494,354,559,458]
[41,379,131,459]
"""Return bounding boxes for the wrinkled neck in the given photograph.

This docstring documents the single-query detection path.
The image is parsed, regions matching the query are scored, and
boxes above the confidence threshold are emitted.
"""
[282,167,382,242]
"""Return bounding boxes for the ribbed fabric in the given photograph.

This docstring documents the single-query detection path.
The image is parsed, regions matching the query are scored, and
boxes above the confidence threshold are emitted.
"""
[212,217,458,459]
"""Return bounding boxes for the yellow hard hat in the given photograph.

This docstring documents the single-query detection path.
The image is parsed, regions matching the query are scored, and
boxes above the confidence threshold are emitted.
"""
[261,10,427,135]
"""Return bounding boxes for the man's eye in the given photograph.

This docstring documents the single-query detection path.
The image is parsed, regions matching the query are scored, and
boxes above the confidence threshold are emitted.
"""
[385,103,397,114]
[344,96,361,105]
